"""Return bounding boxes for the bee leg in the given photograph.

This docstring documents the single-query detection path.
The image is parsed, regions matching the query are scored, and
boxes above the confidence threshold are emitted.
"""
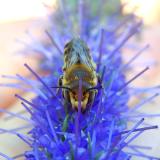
[64,99,70,114]
[56,75,63,95]
[88,90,96,109]
[97,74,103,92]
[97,74,102,85]
[63,90,72,113]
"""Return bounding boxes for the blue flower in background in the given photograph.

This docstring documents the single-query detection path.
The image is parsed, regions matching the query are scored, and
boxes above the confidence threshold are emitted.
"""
[0,0,160,160]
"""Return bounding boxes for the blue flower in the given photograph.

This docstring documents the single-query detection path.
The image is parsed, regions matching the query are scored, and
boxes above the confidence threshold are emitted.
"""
[0,0,159,160]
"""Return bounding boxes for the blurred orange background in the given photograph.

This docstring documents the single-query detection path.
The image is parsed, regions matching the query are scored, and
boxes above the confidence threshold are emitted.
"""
[0,0,56,109]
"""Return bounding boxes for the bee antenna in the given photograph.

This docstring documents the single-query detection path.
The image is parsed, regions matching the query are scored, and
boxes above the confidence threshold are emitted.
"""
[51,86,72,92]
[85,85,103,93]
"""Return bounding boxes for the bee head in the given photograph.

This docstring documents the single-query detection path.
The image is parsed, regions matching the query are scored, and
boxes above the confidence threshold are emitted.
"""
[52,84,102,112]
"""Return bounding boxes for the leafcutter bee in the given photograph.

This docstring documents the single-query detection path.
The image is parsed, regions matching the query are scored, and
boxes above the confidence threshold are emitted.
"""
[56,38,101,112]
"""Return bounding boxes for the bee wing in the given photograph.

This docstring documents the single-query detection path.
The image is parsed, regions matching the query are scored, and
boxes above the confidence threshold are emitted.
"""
[64,39,96,70]
[68,51,79,67]
[78,49,96,70]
